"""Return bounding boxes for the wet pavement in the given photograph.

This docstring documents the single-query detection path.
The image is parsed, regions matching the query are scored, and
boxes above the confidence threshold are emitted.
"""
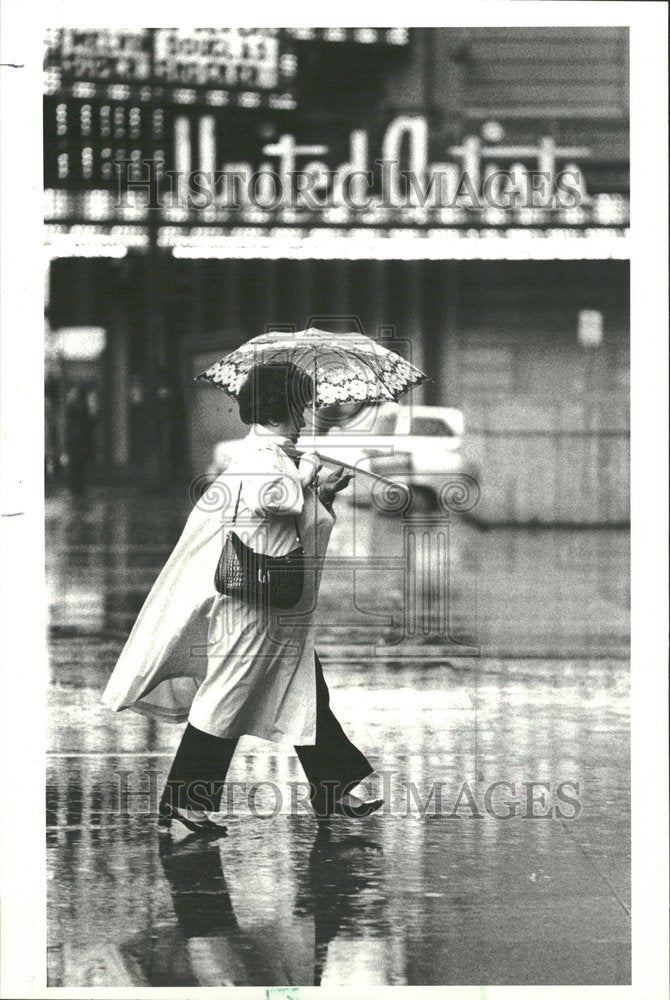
[47,486,630,987]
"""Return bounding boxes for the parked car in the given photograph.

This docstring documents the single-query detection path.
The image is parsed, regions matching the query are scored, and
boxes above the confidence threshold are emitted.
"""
[206,403,478,512]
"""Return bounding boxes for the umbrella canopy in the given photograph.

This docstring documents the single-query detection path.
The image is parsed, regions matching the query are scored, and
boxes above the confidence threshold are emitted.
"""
[195,327,427,408]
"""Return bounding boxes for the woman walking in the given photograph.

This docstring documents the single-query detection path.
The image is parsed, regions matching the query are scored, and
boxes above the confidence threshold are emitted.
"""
[102,362,382,833]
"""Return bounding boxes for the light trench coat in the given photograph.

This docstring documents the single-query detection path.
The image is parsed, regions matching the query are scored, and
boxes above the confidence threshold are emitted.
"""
[101,430,335,744]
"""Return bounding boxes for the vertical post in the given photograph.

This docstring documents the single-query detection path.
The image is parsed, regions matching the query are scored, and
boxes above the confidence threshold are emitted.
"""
[332,259,351,320]
[141,29,170,487]
[405,260,426,404]
[441,260,460,406]
[295,259,314,328]
[139,223,169,486]
[108,309,130,470]
[369,260,387,335]
[312,347,318,442]
[223,259,243,334]
[259,259,279,331]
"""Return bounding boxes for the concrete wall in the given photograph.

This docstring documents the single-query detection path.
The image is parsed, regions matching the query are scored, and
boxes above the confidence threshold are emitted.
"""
[439,261,630,524]
[465,409,629,525]
[384,26,629,122]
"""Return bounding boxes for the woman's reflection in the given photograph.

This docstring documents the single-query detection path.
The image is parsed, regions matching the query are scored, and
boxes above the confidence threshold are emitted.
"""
[155,822,396,987]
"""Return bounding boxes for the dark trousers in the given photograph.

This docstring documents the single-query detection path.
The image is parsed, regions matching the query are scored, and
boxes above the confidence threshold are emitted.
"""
[160,653,373,817]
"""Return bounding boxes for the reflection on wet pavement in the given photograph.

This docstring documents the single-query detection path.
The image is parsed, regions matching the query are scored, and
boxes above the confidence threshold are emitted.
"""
[47,487,630,987]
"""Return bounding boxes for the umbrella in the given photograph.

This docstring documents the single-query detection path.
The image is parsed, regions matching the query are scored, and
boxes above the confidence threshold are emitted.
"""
[195,327,427,409]
[195,327,427,494]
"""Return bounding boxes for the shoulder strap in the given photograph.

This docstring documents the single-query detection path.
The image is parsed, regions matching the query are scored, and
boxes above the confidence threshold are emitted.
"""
[232,476,301,543]
[232,482,242,525]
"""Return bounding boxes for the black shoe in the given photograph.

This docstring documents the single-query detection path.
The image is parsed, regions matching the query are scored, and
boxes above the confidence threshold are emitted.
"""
[158,803,228,836]
[330,797,384,818]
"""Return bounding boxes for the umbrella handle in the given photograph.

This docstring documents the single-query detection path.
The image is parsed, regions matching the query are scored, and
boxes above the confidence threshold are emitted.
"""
[281,444,410,496]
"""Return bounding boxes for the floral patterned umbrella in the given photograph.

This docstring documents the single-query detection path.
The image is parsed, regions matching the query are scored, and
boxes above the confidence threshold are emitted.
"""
[195,327,427,408]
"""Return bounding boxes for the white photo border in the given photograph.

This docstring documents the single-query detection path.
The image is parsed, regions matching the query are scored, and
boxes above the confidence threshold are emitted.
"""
[0,2,667,998]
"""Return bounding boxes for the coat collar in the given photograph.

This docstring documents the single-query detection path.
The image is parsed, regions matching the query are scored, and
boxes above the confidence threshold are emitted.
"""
[247,425,293,450]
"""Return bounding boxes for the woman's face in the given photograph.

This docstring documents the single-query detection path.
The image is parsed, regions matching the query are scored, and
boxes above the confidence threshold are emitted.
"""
[268,403,309,443]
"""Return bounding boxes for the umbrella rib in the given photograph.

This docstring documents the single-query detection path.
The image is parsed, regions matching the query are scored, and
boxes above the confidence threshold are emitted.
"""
[353,348,398,399]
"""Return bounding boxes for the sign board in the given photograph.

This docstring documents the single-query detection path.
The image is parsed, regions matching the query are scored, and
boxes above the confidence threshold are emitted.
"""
[51,326,107,360]
[43,108,629,228]
[43,29,628,251]
[43,28,409,106]
[44,29,298,108]
[153,29,281,89]
[577,310,605,347]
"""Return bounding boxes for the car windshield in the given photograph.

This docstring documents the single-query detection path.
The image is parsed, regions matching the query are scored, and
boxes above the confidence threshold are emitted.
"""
[410,416,455,437]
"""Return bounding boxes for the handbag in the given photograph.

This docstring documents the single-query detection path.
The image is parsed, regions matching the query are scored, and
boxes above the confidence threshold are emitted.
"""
[214,483,305,609]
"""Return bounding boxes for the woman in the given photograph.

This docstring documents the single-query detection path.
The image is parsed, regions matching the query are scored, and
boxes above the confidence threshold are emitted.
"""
[102,363,382,833]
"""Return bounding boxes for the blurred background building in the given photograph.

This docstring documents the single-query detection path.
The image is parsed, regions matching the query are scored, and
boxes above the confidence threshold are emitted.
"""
[43,27,629,523]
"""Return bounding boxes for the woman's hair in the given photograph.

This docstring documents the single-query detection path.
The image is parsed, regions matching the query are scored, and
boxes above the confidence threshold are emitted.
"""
[237,362,314,426]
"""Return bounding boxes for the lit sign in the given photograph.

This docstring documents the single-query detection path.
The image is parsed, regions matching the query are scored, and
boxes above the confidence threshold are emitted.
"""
[108,114,618,220]
[45,109,615,212]
[51,325,107,359]
[577,310,605,347]
[43,223,630,261]
[44,102,629,239]
[45,29,152,82]
[44,28,297,108]
[153,29,281,89]
[284,28,409,45]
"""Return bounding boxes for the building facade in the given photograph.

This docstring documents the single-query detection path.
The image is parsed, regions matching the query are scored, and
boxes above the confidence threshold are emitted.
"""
[44,27,630,522]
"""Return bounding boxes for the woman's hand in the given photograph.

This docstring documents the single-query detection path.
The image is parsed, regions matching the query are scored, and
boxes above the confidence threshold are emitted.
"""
[318,466,353,508]
[298,450,322,487]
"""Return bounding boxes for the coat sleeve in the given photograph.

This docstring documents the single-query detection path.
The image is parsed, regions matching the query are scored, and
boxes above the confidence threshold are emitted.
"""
[240,447,305,516]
